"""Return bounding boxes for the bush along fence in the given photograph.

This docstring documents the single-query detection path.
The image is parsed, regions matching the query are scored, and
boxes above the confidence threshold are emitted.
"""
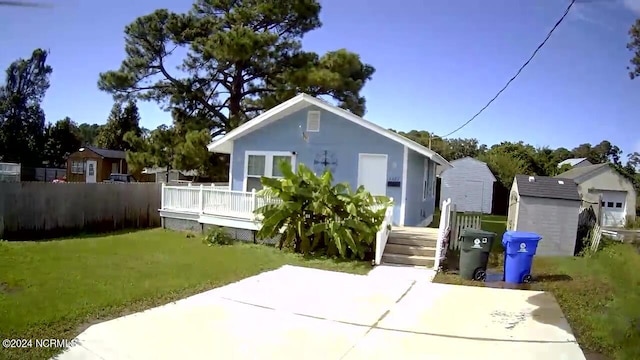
[0,182,162,240]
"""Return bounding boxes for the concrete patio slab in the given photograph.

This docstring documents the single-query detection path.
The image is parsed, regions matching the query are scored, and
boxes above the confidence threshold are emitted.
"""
[55,265,586,360]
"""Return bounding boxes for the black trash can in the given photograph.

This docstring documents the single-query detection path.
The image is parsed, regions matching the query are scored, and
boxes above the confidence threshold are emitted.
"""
[458,228,496,281]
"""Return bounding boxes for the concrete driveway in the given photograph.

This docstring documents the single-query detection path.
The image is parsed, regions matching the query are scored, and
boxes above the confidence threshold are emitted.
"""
[55,265,586,360]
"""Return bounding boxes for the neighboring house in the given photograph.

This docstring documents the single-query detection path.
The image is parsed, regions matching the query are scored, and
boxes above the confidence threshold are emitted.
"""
[207,93,452,227]
[556,163,636,227]
[142,167,199,183]
[558,157,592,169]
[507,175,581,256]
[66,146,128,183]
[437,157,496,214]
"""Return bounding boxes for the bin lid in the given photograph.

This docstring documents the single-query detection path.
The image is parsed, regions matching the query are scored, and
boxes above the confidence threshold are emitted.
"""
[461,228,496,238]
[503,230,541,242]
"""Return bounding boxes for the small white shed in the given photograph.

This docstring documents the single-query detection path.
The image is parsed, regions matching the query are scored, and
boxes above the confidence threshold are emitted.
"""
[438,157,496,213]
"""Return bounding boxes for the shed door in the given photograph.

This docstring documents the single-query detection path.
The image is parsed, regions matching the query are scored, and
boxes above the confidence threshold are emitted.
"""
[455,180,483,213]
[86,160,97,183]
[357,154,388,196]
[601,190,627,227]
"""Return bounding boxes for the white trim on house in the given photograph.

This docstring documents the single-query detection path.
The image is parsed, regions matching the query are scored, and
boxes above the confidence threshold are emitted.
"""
[207,93,452,169]
[356,153,388,196]
[243,150,297,191]
[399,146,408,226]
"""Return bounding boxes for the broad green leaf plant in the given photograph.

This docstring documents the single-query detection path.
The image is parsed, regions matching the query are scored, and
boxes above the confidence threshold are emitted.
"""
[254,161,392,260]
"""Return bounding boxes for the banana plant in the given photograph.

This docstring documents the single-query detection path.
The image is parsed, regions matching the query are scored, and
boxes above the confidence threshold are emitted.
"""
[255,161,391,259]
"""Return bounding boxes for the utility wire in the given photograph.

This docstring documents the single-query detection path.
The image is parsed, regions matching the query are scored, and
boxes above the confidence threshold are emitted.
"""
[439,0,576,139]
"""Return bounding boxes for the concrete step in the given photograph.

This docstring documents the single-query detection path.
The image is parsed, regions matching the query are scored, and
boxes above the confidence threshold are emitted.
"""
[387,236,437,247]
[381,253,435,268]
[385,243,436,257]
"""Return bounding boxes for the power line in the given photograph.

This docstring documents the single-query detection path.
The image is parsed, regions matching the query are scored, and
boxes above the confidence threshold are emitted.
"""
[439,0,576,139]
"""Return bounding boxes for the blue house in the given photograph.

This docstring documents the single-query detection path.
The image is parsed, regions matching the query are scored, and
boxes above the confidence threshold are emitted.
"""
[207,93,452,227]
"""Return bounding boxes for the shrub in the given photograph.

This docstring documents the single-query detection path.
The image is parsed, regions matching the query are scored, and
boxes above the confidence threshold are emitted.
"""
[254,162,392,259]
[203,226,234,246]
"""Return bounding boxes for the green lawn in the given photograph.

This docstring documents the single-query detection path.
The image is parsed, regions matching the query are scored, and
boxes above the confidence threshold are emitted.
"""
[435,242,640,360]
[0,229,370,360]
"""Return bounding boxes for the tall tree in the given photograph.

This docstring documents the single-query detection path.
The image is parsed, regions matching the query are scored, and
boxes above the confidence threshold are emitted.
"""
[43,117,82,168]
[478,147,528,189]
[98,0,374,176]
[0,48,51,166]
[77,123,102,145]
[95,100,142,150]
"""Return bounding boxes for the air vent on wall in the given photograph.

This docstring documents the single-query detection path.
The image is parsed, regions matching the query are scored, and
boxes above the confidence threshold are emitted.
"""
[306,111,320,132]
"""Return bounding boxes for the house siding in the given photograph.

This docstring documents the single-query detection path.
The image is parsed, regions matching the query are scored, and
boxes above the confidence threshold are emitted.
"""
[439,157,494,214]
[513,196,580,256]
[230,106,411,224]
[404,149,436,226]
[575,167,636,225]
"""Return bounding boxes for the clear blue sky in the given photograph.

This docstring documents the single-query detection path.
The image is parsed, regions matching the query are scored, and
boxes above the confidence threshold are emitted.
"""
[1,0,639,156]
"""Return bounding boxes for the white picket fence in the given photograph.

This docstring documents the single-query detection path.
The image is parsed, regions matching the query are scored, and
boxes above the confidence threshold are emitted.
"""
[447,213,482,250]
[374,199,394,265]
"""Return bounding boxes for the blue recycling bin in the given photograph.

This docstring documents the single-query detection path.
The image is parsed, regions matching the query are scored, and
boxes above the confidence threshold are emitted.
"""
[502,231,542,284]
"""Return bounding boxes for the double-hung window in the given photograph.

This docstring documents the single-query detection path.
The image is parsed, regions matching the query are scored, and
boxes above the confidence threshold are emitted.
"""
[422,159,436,201]
[245,151,295,191]
[71,161,84,174]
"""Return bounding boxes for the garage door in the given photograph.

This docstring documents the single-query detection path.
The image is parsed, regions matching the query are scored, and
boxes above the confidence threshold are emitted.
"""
[601,190,627,227]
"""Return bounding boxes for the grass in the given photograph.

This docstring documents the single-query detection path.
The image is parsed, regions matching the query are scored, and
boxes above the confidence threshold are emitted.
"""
[434,241,640,360]
[0,229,370,360]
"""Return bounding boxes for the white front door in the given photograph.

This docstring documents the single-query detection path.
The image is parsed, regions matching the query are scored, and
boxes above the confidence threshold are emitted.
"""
[86,160,97,183]
[357,154,388,196]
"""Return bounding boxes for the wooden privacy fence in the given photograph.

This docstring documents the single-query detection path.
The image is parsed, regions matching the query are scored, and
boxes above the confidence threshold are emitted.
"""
[0,182,162,240]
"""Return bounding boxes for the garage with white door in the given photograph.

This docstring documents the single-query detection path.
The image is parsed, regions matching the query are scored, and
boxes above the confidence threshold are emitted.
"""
[600,190,627,227]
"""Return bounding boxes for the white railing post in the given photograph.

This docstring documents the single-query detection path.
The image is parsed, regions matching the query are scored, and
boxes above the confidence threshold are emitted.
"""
[161,182,166,210]
[199,184,204,214]
[251,188,257,212]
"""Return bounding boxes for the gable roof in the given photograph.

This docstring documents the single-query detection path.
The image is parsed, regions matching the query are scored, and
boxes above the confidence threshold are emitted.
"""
[82,146,127,160]
[207,93,452,169]
[436,157,497,181]
[558,157,590,167]
[555,163,609,182]
[515,174,581,201]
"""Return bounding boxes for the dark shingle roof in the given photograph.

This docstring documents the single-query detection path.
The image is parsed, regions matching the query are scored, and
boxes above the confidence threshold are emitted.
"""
[515,175,581,201]
[86,146,126,159]
[555,163,608,181]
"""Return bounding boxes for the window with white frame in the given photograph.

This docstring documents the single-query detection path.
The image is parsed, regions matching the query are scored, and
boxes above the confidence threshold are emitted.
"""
[245,152,294,191]
[71,161,84,174]
[422,160,429,200]
[422,160,436,200]
[428,161,436,197]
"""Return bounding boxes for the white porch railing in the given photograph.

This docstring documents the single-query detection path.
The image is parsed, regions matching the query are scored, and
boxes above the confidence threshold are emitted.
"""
[374,198,394,265]
[161,184,280,219]
[434,198,453,271]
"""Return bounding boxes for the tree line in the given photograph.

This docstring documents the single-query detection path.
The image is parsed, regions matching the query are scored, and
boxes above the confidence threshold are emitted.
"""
[0,49,145,170]
[3,0,640,187]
